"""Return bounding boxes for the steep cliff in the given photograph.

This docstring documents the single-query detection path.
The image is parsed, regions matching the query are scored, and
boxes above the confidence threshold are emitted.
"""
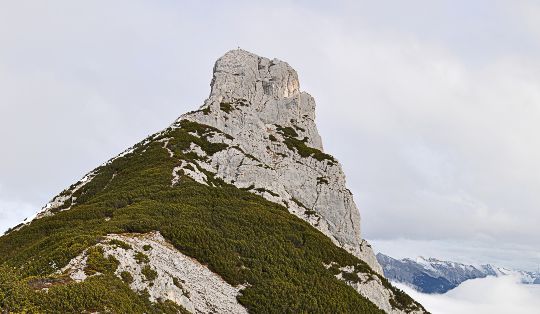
[178,49,382,273]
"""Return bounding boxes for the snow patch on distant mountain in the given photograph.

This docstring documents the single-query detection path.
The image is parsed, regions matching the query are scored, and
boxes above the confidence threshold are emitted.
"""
[377,253,540,294]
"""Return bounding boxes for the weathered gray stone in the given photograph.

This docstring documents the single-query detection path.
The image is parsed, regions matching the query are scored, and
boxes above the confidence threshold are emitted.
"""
[62,232,248,314]
[177,49,382,275]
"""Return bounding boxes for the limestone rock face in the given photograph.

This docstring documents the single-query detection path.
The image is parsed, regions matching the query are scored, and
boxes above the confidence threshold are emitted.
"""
[178,49,382,275]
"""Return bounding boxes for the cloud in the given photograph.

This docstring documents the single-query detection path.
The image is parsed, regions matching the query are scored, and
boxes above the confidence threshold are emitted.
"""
[394,275,540,314]
[301,20,540,253]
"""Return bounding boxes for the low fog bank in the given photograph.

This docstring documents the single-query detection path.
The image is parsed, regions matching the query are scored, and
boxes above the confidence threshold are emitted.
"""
[395,275,540,314]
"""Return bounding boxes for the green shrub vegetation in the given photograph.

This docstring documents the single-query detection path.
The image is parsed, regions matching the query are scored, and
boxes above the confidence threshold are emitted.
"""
[341,270,361,283]
[254,187,279,197]
[135,252,150,264]
[0,266,188,313]
[275,125,336,164]
[172,277,191,297]
[84,246,119,276]
[220,102,234,113]
[143,244,153,251]
[317,176,329,185]
[275,125,299,138]
[0,120,423,313]
[290,197,307,209]
[109,238,132,250]
[173,277,183,288]
[142,265,158,282]
[121,270,134,284]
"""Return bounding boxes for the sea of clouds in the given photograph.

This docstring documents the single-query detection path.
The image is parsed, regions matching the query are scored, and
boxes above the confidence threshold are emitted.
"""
[395,275,540,314]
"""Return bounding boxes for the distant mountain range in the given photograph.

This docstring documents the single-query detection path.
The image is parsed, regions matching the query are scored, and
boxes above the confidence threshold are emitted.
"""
[376,253,540,294]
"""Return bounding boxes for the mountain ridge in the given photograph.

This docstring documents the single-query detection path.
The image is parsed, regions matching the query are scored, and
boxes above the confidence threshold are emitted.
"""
[18,49,382,275]
[0,49,426,313]
[377,252,540,294]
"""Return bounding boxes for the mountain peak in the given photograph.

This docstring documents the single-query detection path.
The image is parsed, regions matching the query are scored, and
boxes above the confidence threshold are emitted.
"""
[210,49,300,101]
[178,50,389,274]
[1,50,427,313]
[183,49,323,151]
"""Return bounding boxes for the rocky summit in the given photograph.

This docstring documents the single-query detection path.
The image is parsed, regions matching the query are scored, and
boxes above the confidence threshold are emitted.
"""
[0,50,426,313]
[180,49,381,273]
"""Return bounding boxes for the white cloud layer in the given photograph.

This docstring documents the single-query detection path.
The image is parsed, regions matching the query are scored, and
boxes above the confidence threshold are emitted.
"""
[394,276,540,314]
[0,1,539,268]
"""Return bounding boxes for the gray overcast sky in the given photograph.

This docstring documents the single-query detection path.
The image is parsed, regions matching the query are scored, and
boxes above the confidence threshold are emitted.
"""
[1,1,539,270]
